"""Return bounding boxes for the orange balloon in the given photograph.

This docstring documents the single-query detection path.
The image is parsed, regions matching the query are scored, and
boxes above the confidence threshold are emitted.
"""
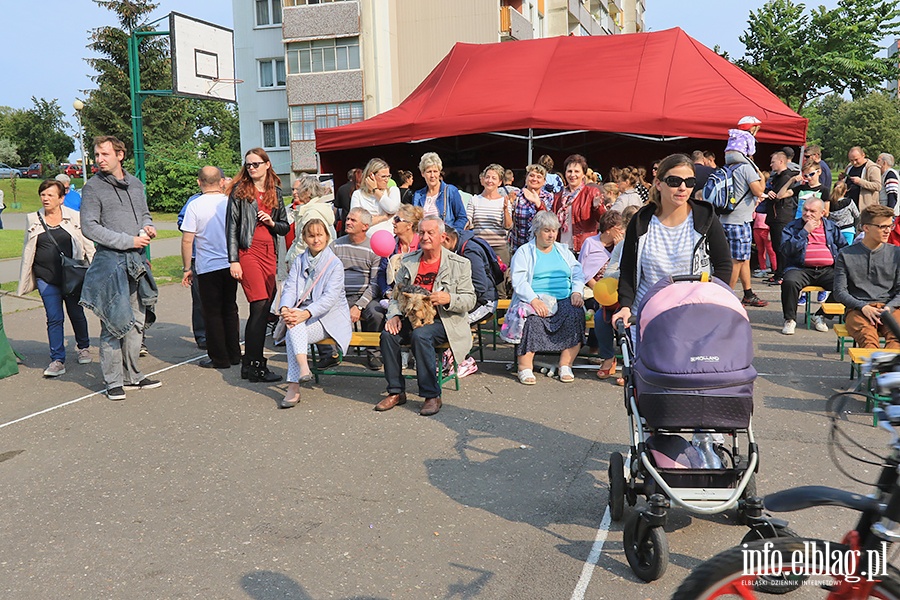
[594,277,618,306]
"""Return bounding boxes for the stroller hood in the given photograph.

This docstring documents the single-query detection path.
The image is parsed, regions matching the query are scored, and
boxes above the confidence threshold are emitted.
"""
[634,277,756,429]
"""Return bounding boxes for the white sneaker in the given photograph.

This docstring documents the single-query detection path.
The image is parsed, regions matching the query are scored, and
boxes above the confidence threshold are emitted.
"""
[43,360,66,377]
[812,315,829,332]
[77,348,92,364]
[782,319,796,335]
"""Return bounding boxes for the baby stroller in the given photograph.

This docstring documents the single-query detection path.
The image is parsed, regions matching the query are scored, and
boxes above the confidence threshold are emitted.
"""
[607,274,760,582]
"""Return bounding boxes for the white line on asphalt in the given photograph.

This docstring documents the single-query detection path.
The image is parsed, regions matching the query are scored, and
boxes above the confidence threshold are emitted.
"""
[0,354,207,431]
[570,507,611,600]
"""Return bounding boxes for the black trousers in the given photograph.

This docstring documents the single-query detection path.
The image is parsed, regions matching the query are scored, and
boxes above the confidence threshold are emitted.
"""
[780,266,835,321]
[769,222,788,279]
[197,268,242,366]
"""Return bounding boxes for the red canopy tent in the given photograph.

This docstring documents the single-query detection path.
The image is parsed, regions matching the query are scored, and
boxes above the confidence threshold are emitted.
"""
[316,28,807,183]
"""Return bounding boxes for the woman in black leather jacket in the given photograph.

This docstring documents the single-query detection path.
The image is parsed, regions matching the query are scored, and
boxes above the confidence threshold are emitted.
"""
[226,148,289,382]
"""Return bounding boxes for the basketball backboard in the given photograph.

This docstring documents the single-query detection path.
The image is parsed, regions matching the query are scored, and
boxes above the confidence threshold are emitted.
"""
[170,12,237,102]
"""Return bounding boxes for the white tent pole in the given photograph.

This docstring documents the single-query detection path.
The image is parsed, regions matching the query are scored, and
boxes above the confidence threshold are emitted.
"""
[528,128,533,166]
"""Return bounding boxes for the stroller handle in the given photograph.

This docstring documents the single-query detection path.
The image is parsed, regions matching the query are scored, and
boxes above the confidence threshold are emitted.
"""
[671,273,711,283]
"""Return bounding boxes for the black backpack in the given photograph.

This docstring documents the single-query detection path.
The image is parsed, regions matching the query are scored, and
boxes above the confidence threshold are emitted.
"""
[460,235,505,285]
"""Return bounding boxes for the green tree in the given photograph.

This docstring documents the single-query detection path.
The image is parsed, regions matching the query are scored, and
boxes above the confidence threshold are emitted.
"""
[0,139,19,165]
[825,92,900,168]
[143,137,241,212]
[1,98,74,165]
[738,0,900,112]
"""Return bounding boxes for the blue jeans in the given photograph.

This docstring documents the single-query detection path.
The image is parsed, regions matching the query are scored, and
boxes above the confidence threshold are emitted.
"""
[380,319,448,399]
[37,278,90,362]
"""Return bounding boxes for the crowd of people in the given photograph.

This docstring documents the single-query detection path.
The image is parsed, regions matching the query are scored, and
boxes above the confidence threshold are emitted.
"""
[15,124,900,411]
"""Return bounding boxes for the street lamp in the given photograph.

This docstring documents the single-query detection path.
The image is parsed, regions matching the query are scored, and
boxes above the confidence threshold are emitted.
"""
[73,99,89,181]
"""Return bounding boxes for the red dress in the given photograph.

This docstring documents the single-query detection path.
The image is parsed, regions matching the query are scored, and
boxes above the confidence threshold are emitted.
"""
[238,191,277,303]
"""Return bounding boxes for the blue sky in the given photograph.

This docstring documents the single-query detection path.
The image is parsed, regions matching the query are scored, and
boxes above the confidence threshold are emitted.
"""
[0,0,858,137]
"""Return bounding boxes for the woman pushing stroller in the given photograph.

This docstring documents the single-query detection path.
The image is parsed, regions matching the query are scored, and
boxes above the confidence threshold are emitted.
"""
[612,153,733,328]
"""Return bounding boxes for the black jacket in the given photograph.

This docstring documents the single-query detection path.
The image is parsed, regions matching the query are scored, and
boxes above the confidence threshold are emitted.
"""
[226,187,289,263]
[452,230,498,307]
[618,200,733,310]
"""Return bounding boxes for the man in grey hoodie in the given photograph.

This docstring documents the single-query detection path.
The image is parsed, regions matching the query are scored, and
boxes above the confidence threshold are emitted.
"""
[80,135,161,401]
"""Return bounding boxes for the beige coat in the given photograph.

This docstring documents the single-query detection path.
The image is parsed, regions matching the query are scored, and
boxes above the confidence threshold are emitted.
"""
[388,247,476,361]
[847,159,883,210]
[18,206,95,296]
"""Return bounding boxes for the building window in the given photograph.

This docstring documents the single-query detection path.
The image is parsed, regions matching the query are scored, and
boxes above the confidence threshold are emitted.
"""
[290,102,364,140]
[284,0,351,5]
[259,59,286,88]
[262,120,290,148]
[255,0,282,26]
[286,37,360,74]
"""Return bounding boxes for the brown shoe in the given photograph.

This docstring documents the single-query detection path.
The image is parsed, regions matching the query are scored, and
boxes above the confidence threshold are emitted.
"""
[374,392,407,412]
[420,397,442,416]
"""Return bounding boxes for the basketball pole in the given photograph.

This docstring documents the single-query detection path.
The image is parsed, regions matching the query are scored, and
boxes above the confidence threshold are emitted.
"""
[127,23,173,186]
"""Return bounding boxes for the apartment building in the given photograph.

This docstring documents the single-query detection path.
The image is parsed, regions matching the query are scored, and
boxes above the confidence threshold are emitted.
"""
[233,0,645,178]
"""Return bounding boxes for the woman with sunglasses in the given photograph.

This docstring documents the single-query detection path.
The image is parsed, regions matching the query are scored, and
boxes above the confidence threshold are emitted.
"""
[612,154,732,328]
[376,204,424,301]
[227,148,289,383]
[351,158,401,238]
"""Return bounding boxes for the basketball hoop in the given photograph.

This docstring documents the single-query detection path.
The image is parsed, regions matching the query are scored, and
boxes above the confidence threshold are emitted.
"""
[207,77,243,96]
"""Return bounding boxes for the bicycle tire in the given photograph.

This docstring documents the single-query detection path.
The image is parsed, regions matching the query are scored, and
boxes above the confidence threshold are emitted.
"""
[672,537,900,599]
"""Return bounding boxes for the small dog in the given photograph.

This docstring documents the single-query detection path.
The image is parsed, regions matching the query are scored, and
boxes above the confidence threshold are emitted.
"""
[394,284,437,329]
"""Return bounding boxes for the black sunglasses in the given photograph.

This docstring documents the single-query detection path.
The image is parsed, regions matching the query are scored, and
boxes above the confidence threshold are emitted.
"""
[393,216,410,224]
[662,175,697,188]
[245,161,265,169]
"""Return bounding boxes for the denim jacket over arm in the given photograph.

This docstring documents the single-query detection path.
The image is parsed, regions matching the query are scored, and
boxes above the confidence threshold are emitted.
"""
[80,248,158,339]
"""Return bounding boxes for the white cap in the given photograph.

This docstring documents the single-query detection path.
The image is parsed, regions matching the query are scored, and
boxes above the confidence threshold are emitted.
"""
[737,116,762,130]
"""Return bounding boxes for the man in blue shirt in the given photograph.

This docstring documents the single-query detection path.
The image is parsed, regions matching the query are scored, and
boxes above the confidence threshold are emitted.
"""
[55,174,81,211]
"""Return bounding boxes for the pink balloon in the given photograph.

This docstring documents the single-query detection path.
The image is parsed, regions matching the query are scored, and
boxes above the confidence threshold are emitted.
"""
[370,229,396,258]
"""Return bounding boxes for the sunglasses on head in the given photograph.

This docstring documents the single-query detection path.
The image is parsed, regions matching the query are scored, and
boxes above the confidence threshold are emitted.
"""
[245,161,265,169]
[662,175,697,188]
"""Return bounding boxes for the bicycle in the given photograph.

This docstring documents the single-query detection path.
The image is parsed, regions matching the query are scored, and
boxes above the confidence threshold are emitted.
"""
[672,311,900,599]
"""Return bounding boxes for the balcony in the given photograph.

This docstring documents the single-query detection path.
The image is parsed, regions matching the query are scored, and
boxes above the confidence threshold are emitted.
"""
[500,4,534,40]
[282,0,359,41]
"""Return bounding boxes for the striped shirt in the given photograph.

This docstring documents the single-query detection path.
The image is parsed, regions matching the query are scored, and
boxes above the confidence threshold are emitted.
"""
[636,214,699,308]
[803,225,834,267]
[466,194,510,249]
[333,235,380,308]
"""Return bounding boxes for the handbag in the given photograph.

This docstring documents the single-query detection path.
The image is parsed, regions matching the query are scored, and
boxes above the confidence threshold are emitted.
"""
[272,255,335,344]
[37,212,89,297]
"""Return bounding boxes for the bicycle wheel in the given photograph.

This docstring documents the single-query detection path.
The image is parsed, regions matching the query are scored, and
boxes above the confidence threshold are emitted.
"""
[608,452,625,522]
[737,525,803,595]
[623,511,669,582]
[672,537,900,599]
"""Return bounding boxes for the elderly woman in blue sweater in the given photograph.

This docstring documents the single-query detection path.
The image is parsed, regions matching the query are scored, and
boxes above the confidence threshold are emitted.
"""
[278,216,351,409]
[504,211,585,385]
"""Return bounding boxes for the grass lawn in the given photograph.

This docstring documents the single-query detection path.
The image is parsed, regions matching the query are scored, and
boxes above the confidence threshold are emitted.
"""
[0,228,180,261]
[0,179,180,224]
[148,255,185,285]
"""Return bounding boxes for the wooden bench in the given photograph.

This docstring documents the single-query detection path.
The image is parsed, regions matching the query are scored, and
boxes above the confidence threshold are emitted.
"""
[848,347,900,380]
[822,302,846,322]
[311,332,459,391]
[834,323,852,360]
[800,286,825,328]
[848,347,900,424]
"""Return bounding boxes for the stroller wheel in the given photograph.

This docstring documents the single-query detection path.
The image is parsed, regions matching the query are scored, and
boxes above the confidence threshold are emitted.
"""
[623,512,669,582]
[738,524,803,594]
[608,452,626,521]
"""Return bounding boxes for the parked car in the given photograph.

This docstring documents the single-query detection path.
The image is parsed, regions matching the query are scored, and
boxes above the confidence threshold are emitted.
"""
[22,163,44,178]
[0,163,21,178]
[61,164,83,178]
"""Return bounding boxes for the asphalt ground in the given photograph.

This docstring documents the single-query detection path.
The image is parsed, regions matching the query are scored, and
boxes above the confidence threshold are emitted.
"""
[0,272,889,599]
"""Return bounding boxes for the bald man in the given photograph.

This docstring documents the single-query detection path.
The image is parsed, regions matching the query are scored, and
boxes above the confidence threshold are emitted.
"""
[180,166,242,369]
